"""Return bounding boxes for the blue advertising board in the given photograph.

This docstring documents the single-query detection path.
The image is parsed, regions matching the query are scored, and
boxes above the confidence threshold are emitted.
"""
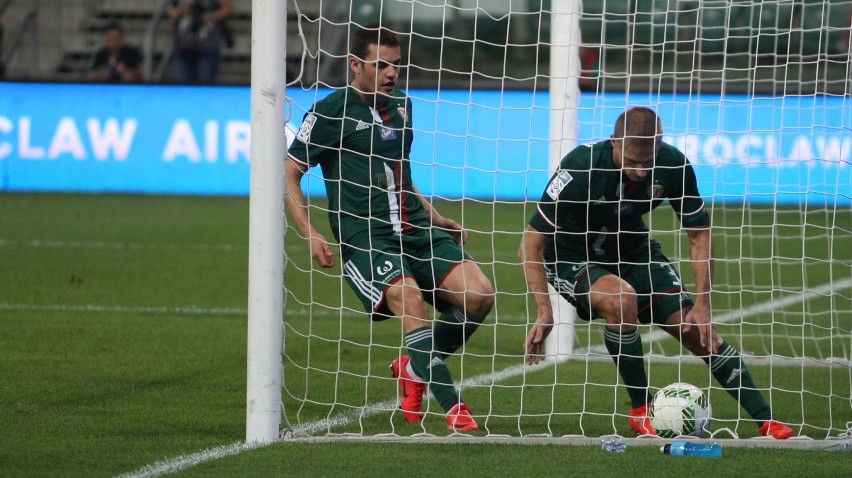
[0,82,849,205]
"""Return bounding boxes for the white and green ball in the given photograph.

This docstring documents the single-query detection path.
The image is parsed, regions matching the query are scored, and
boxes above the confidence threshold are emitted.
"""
[649,382,712,438]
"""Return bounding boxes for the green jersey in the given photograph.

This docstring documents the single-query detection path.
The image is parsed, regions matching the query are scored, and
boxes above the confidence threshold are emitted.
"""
[529,139,709,264]
[288,87,429,243]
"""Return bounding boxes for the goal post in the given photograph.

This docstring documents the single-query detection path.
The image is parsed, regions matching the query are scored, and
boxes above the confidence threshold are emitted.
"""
[544,0,582,362]
[246,0,287,443]
[271,0,852,445]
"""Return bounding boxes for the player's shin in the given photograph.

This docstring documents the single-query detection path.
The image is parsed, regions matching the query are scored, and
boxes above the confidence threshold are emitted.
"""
[432,307,482,358]
[604,326,652,407]
[702,340,772,421]
[405,326,462,412]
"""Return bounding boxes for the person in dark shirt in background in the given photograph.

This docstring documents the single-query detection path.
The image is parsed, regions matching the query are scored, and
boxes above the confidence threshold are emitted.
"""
[87,22,143,83]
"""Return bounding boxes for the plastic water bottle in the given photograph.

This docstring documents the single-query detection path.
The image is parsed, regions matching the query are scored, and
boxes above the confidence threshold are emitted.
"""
[600,436,627,453]
[661,441,722,458]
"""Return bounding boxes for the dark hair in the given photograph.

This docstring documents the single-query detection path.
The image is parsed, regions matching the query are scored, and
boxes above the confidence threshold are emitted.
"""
[613,106,662,150]
[350,22,400,61]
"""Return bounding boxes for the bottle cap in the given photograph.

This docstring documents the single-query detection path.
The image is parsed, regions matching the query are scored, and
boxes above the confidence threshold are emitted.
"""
[661,444,671,454]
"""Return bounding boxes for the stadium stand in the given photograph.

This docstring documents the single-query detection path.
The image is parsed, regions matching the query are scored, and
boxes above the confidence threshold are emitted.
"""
[0,0,848,93]
[55,0,258,84]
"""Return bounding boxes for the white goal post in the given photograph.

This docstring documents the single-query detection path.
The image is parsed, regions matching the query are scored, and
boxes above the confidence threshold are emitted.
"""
[544,0,582,362]
[246,0,287,443]
[250,0,852,446]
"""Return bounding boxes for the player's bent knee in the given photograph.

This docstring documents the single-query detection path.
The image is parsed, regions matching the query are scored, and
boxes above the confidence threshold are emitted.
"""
[467,291,495,320]
[596,294,638,323]
[386,281,429,318]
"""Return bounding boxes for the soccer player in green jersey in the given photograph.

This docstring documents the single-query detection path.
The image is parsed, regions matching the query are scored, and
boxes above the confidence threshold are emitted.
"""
[519,106,794,439]
[286,24,494,432]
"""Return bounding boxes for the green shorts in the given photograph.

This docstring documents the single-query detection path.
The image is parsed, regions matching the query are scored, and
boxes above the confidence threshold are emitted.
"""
[545,248,692,324]
[340,227,471,320]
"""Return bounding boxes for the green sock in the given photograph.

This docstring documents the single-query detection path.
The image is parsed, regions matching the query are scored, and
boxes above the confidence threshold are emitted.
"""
[432,307,482,359]
[405,326,459,412]
[604,326,651,408]
[702,341,772,421]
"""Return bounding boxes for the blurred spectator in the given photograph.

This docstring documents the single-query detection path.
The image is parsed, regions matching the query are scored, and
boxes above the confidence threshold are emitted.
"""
[86,23,143,83]
[169,0,233,84]
[578,44,600,92]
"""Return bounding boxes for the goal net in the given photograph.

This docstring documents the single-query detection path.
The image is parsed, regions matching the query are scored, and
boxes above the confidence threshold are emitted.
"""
[278,0,852,443]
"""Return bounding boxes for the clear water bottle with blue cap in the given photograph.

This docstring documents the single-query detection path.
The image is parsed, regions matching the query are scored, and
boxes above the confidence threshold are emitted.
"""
[661,441,722,458]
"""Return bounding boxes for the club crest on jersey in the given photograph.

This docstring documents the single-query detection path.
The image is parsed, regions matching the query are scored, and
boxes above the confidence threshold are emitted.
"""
[397,106,407,122]
[546,169,574,200]
[649,184,664,199]
[296,113,316,143]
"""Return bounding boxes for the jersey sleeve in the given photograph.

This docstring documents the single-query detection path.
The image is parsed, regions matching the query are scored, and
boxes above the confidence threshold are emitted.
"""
[287,103,343,167]
[669,156,710,228]
[528,148,589,233]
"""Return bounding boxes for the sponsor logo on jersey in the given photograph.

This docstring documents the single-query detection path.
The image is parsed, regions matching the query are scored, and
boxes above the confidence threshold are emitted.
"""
[296,113,316,143]
[355,120,370,131]
[379,126,397,141]
[376,260,394,275]
[546,169,574,200]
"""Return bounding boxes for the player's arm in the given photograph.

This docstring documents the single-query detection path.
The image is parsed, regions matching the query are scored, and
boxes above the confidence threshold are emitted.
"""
[672,154,718,352]
[684,225,717,354]
[412,183,467,245]
[285,156,335,268]
[519,225,554,364]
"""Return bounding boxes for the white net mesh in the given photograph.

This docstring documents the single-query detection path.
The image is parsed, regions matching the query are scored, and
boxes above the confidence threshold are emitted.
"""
[282,0,852,441]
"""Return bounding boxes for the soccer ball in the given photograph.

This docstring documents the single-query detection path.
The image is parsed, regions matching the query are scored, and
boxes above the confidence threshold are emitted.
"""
[649,382,712,438]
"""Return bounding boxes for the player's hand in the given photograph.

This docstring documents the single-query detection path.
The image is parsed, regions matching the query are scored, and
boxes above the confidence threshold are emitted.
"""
[525,313,554,365]
[435,217,468,245]
[308,234,335,268]
[683,305,717,354]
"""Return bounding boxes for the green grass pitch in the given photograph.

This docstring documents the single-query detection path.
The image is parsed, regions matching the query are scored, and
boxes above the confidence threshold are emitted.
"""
[1,193,849,477]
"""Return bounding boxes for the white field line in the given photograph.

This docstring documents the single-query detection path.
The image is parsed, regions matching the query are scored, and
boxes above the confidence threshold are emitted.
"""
[0,238,245,252]
[114,441,265,478]
[0,303,247,316]
[113,278,851,477]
